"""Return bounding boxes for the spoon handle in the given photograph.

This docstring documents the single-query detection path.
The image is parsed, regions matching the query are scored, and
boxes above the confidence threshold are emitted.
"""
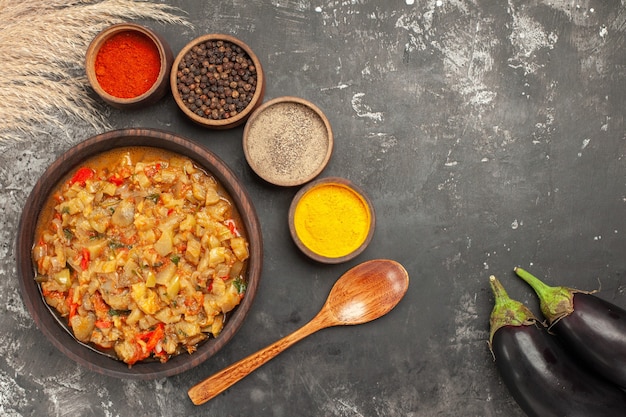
[188,313,332,405]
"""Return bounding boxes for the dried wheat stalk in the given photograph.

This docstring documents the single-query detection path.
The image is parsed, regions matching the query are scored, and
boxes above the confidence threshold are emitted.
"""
[0,0,191,141]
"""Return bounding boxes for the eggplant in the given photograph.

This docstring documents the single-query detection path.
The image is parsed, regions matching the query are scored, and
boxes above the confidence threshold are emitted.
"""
[488,275,626,417]
[515,267,626,389]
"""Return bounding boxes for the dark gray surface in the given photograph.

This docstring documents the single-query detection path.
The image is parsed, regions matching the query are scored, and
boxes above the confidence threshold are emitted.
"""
[2,1,626,416]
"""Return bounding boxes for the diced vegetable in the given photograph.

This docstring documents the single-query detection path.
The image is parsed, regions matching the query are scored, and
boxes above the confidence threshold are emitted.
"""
[131,283,160,315]
[70,312,96,342]
[111,199,135,227]
[155,263,176,286]
[126,308,143,326]
[154,228,174,256]
[230,237,249,261]
[145,271,157,288]
[166,275,181,300]
[102,181,118,196]
[185,237,201,265]
[192,183,206,201]
[208,247,228,267]
[83,239,107,260]
[134,172,151,189]
[53,268,72,290]
[179,214,196,231]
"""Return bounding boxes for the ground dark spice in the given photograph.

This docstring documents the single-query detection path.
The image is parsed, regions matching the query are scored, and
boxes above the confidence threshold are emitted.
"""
[95,31,161,98]
[175,40,257,120]
[244,101,330,186]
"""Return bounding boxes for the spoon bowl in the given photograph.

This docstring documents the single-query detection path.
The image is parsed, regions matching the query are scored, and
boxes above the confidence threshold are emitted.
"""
[188,259,409,405]
[327,259,409,324]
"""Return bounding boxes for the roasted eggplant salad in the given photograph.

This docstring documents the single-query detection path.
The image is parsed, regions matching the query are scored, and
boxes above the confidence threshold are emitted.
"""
[32,147,249,366]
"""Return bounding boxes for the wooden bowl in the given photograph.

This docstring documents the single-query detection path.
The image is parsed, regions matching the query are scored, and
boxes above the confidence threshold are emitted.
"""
[288,177,375,264]
[243,96,333,186]
[15,129,263,379]
[85,23,173,109]
[170,34,265,129]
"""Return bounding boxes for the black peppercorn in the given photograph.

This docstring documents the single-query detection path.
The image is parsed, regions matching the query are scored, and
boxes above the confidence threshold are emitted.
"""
[176,39,258,121]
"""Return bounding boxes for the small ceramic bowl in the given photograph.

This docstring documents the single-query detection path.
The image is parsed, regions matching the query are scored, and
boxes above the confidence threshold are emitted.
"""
[171,34,265,129]
[243,96,333,187]
[288,177,375,264]
[85,23,173,109]
[16,129,263,379]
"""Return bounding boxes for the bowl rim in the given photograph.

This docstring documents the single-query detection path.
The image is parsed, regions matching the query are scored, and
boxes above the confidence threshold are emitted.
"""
[288,177,375,264]
[15,128,263,379]
[170,33,265,129]
[242,96,334,187]
[85,23,172,105]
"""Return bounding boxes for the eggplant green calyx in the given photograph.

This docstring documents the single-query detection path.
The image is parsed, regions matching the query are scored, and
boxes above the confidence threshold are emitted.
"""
[514,267,582,326]
[489,275,538,351]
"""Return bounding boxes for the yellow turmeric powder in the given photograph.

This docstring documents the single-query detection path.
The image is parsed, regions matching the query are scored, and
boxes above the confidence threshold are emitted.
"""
[293,182,371,258]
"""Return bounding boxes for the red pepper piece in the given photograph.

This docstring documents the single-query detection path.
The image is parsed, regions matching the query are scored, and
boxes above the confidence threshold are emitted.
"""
[80,248,90,270]
[95,319,112,329]
[68,167,95,186]
[144,163,161,178]
[225,219,239,236]
[137,323,165,353]
[66,288,79,321]
[108,174,124,185]
[92,291,109,315]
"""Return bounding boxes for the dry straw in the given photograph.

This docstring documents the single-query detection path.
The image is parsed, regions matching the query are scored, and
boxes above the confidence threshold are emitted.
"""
[0,0,191,141]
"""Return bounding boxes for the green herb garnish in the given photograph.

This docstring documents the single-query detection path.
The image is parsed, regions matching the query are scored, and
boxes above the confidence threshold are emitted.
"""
[109,240,126,250]
[146,193,160,204]
[233,277,247,294]
[108,309,130,317]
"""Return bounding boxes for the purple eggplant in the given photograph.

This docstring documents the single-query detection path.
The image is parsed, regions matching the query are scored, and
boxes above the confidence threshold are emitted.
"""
[489,275,626,417]
[515,267,626,389]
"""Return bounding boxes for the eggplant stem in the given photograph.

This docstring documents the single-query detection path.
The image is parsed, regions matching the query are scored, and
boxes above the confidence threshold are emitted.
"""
[488,275,538,353]
[514,267,576,325]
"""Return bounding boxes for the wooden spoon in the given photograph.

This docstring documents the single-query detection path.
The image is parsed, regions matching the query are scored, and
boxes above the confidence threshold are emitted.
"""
[188,259,409,405]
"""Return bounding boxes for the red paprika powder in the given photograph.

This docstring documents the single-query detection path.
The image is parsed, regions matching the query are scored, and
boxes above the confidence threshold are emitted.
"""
[94,30,161,99]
